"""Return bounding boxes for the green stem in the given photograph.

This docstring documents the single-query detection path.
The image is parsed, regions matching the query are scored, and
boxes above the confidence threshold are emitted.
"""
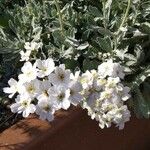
[114,0,131,50]
[54,0,65,37]
[117,0,131,35]
[102,0,107,29]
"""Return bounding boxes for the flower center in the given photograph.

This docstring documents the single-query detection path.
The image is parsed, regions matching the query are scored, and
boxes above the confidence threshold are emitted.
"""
[22,101,28,107]
[43,105,51,112]
[59,74,65,80]
[58,93,65,101]
[27,85,35,94]
[42,67,47,72]
[26,71,32,77]
[43,90,49,97]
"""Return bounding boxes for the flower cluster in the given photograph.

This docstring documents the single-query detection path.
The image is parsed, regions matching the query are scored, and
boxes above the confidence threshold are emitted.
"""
[3,51,131,129]
[20,42,43,61]
[3,59,83,121]
[80,59,131,130]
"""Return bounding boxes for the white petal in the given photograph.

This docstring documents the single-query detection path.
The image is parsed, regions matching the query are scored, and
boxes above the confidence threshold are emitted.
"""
[47,113,54,122]
[10,103,20,113]
[23,109,30,118]
[3,87,14,94]
[29,104,36,113]
[62,100,70,110]
[8,78,17,86]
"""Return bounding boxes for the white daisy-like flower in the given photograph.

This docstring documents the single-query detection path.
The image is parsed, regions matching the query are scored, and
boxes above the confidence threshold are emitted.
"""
[36,58,55,78]
[37,80,51,101]
[48,64,71,86]
[10,94,36,118]
[36,99,59,122]
[23,79,40,98]
[69,81,83,106]
[24,42,42,52]
[48,86,70,110]
[20,50,31,62]
[18,61,37,83]
[98,59,114,78]
[98,59,125,79]
[3,78,25,98]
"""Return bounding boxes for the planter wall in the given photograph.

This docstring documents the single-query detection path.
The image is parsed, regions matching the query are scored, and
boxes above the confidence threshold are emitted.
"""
[0,106,150,150]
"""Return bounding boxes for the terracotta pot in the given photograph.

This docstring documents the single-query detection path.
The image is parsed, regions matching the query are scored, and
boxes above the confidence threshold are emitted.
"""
[0,106,150,150]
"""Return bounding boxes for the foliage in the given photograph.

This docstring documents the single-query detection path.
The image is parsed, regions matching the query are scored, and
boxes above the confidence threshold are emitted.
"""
[0,0,150,126]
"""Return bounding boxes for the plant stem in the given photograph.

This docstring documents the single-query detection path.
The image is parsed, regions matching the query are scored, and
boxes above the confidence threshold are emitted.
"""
[102,0,107,29]
[114,0,131,50]
[117,0,131,35]
[54,0,65,37]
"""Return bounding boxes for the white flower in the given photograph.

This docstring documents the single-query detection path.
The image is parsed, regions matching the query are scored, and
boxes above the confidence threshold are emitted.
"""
[116,105,131,130]
[107,105,131,130]
[69,81,83,106]
[105,77,120,89]
[100,90,112,100]
[98,59,125,79]
[23,79,40,98]
[80,70,95,89]
[113,63,125,79]
[10,94,36,117]
[3,78,25,98]
[36,99,59,122]
[82,64,131,129]
[117,84,131,101]
[98,59,114,78]
[87,92,100,107]
[48,86,70,110]
[70,71,80,81]
[18,62,37,83]
[20,50,31,62]
[37,80,51,101]
[36,58,55,78]
[48,64,71,86]
[24,42,42,52]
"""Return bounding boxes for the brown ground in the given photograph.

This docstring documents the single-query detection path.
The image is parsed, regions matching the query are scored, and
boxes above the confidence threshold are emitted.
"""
[0,106,150,150]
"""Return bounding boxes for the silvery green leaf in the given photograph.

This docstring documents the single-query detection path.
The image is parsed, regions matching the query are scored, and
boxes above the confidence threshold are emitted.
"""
[65,37,79,47]
[83,59,99,71]
[134,45,145,63]
[105,0,112,9]
[97,27,114,37]
[96,37,112,52]
[126,61,136,66]
[88,6,102,17]
[133,65,150,87]
[32,27,42,41]
[115,47,128,60]
[82,29,92,40]
[124,66,132,74]
[133,86,150,119]
[124,53,136,61]
[0,48,19,54]
[63,47,74,58]
[141,22,150,34]
[77,42,89,50]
